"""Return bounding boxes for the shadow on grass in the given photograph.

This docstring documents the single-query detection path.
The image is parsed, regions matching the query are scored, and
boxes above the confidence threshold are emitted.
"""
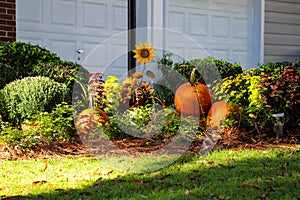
[4,150,300,200]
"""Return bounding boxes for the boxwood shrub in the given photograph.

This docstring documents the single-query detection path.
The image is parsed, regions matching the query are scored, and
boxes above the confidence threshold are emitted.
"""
[0,76,69,124]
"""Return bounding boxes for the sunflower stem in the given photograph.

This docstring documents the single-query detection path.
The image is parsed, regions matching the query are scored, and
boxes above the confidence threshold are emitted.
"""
[190,68,197,86]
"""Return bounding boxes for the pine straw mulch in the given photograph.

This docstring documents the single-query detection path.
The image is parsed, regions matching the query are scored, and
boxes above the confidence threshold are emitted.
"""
[0,128,299,160]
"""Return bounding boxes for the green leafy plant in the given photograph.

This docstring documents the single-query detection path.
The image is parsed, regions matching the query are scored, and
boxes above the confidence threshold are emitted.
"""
[259,64,300,134]
[212,70,271,134]
[107,105,159,139]
[25,103,75,143]
[33,60,81,90]
[120,73,160,108]
[212,57,243,79]
[0,103,75,150]
[261,65,300,113]
[157,53,174,68]
[0,76,69,124]
[173,57,243,85]
[0,42,59,78]
[243,75,273,134]
[0,42,81,91]
[101,75,122,115]
[154,54,185,107]
[100,73,162,115]
[0,123,31,150]
[103,106,200,141]
[255,61,290,77]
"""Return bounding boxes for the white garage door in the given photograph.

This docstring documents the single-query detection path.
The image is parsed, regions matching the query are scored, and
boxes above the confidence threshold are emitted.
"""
[16,0,128,75]
[17,0,262,75]
[162,0,262,68]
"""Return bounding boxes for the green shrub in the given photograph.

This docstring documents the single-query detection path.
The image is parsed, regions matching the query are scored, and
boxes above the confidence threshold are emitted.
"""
[255,61,290,77]
[0,76,69,124]
[212,57,243,79]
[212,70,273,134]
[157,53,174,68]
[251,60,300,133]
[0,42,81,90]
[0,103,75,150]
[102,105,201,141]
[255,61,300,112]
[33,60,81,90]
[173,57,243,85]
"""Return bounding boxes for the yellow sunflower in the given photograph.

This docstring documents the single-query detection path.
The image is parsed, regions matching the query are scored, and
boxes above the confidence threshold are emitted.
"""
[133,41,156,65]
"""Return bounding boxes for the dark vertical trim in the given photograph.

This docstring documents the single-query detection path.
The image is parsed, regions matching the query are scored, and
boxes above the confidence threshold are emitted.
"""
[128,0,136,74]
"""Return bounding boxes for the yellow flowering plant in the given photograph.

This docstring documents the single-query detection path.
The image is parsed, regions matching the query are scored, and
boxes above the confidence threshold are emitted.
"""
[213,70,253,107]
[213,69,274,133]
[133,41,156,65]
[245,75,273,133]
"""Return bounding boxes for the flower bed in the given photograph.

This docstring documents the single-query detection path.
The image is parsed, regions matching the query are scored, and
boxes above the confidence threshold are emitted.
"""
[0,41,299,156]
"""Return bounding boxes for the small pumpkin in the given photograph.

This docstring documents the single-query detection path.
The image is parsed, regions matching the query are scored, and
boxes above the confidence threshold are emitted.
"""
[206,101,240,128]
[174,68,211,116]
[20,121,39,131]
[75,108,108,134]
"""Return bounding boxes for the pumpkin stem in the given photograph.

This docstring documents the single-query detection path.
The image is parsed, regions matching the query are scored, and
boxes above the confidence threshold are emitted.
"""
[190,68,197,86]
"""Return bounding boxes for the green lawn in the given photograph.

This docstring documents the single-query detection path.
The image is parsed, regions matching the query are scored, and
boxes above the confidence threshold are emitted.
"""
[1,147,299,200]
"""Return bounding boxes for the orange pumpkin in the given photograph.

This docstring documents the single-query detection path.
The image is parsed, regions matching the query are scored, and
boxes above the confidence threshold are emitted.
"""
[174,82,211,116]
[174,68,211,116]
[206,101,240,128]
[75,108,108,134]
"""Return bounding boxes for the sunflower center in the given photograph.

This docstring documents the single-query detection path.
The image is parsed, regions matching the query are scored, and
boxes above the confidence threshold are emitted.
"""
[140,48,149,58]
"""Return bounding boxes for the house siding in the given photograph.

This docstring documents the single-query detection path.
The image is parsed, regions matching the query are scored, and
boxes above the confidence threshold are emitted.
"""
[0,0,16,43]
[264,0,300,63]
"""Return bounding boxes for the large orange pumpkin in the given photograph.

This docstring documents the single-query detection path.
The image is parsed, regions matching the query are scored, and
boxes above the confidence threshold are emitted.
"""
[174,82,211,116]
[206,101,240,128]
[75,108,108,134]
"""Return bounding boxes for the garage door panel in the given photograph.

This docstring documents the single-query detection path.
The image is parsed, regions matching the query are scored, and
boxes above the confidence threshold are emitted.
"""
[166,0,252,67]
[189,48,211,60]
[213,0,230,4]
[83,2,107,29]
[233,17,249,39]
[189,14,208,36]
[212,16,230,38]
[168,11,185,32]
[111,43,127,63]
[50,39,77,61]
[17,0,127,66]
[169,0,209,9]
[82,41,107,62]
[167,46,185,58]
[211,49,230,59]
[233,50,248,65]
[17,32,44,47]
[17,0,42,24]
[82,32,127,75]
[51,0,77,27]
[213,0,248,7]
[112,5,127,31]
[169,0,248,13]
